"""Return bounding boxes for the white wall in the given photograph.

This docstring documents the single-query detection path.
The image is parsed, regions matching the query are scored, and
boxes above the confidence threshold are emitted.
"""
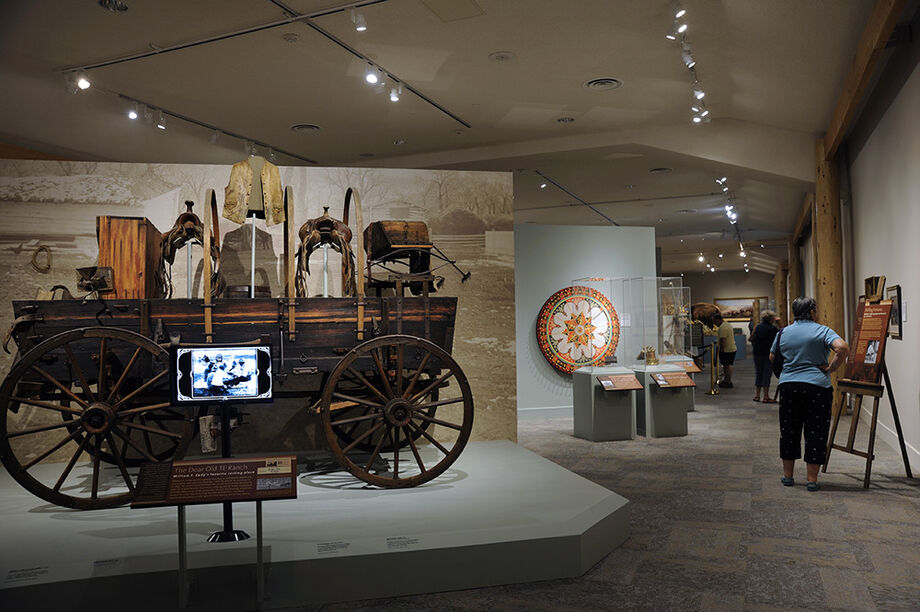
[514,224,656,411]
[848,57,920,466]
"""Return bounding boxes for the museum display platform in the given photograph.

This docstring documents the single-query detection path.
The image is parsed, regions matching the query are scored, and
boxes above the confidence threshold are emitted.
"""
[0,440,629,611]
[632,364,692,438]
[572,365,637,441]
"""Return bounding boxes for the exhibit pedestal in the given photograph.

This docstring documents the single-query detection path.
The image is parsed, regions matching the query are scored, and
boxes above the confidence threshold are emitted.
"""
[663,355,697,412]
[0,441,629,610]
[632,365,691,438]
[572,365,637,441]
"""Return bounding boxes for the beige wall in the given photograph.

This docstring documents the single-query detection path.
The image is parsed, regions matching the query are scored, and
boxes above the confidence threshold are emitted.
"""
[0,160,516,454]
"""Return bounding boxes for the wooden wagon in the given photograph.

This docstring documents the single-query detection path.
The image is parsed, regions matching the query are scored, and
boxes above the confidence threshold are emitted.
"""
[0,188,474,509]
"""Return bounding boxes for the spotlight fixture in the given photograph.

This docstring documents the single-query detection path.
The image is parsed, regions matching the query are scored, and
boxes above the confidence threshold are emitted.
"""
[718,253,724,259]
[351,9,367,32]
[677,23,687,33]
[365,64,380,84]
[540,183,547,189]
[681,51,695,68]
[722,186,729,192]
[692,116,701,124]
[693,86,705,100]
[698,254,704,262]
[675,8,686,18]
[209,129,221,144]
[155,110,167,130]
[268,147,277,162]
[740,250,746,257]
[127,102,138,120]
[76,72,91,90]
[724,204,733,212]
[665,32,677,41]
[389,84,402,102]
[760,243,765,248]
[244,139,253,155]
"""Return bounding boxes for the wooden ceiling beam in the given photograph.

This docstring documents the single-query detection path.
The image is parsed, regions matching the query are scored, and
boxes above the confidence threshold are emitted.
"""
[823,0,906,160]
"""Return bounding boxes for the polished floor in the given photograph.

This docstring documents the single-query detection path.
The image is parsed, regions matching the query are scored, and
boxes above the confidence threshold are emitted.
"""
[326,358,920,611]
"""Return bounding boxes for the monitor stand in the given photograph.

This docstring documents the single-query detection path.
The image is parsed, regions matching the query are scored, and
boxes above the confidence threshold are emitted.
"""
[208,402,251,542]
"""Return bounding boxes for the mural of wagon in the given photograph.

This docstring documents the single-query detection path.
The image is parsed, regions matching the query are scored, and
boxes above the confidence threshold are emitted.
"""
[0,187,474,510]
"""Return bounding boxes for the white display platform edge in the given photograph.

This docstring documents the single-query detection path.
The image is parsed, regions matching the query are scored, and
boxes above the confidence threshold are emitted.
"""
[0,440,629,610]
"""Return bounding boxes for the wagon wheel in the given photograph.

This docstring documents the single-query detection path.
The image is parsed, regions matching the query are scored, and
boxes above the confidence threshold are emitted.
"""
[329,388,437,453]
[320,335,473,488]
[0,327,196,509]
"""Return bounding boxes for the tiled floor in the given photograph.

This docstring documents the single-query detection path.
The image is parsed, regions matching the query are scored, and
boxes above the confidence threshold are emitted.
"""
[324,359,920,611]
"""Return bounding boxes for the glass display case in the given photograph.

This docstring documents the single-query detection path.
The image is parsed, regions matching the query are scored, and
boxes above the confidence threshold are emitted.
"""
[658,279,692,360]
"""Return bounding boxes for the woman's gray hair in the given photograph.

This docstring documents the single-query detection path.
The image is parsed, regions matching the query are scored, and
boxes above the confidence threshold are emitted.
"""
[792,297,817,321]
[761,310,777,323]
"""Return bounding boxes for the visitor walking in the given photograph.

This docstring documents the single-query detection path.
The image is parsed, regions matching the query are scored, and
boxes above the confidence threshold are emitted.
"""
[714,314,736,388]
[751,310,780,403]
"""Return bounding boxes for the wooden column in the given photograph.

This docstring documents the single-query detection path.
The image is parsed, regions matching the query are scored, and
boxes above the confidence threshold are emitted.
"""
[814,140,846,338]
[787,239,801,315]
[773,263,788,325]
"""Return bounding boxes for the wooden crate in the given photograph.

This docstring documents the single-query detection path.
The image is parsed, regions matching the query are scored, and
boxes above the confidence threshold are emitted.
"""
[96,216,163,298]
[363,220,431,258]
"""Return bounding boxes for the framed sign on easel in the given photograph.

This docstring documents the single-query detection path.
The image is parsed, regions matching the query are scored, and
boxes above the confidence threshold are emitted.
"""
[823,276,913,487]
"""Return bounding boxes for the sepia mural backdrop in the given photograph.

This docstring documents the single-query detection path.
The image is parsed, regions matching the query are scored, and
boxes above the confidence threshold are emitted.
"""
[0,160,515,454]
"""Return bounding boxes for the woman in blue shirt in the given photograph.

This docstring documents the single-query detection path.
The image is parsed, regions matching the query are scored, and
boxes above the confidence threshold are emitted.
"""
[770,297,848,491]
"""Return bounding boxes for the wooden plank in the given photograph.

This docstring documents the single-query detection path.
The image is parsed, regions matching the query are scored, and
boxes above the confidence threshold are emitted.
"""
[823,0,907,160]
[814,140,845,366]
[96,216,162,299]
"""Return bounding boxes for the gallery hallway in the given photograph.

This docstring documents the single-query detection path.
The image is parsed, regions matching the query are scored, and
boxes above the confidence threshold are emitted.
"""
[325,358,920,611]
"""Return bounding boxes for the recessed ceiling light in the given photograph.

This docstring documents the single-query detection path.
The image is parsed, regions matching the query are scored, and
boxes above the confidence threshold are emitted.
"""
[583,78,623,91]
[290,123,321,132]
[676,208,696,214]
[625,184,636,189]
[556,116,575,124]
[393,139,405,145]
[648,167,672,174]
[488,51,515,63]
[359,153,374,157]
[282,32,299,43]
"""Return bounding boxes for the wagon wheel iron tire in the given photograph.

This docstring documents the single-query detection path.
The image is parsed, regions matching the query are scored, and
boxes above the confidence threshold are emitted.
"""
[321,334,473,488]
[0,327,196,509]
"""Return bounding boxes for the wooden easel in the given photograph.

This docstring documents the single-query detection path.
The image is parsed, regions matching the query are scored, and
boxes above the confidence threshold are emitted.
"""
[822,364,912,487]
[822,275,912,487]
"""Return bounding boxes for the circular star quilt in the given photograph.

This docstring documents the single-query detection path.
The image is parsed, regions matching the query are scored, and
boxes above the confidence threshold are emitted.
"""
[536,286,620,373]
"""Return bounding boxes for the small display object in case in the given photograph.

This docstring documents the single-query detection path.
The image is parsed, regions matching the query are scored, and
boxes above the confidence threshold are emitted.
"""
[172,344,272,404]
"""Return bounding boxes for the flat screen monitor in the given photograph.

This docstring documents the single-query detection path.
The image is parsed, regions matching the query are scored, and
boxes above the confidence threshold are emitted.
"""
[172,344,272,405]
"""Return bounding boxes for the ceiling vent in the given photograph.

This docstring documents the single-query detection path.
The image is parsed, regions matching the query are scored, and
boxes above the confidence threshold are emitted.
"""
[98,0,128,11]
[290,123,321,132]
[583,78,622,91]
[648,167,672,174]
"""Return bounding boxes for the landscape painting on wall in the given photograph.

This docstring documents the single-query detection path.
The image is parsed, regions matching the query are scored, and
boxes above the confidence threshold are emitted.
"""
[713,296,768,321]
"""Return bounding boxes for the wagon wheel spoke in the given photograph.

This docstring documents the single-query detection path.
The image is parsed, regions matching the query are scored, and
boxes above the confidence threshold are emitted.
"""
[138,414,156,456]
[405,429,427,474]
[345,367,389,404]
[331,392,382,409]
[53,434,92,492]
[7,420,76,438]
[395,344,405,396]
[413,396,465,411]
[365,424,389,472]
[408,421,451,456]
[142,413,181,449]
[29,365,88,408]
[90,435,101,501]
[104,432,135,491]
[409,369,455,404]
[9,395,83,416]
[412,411,464,431]
[341,420,385,454]
[117,402,172,418]
[371,348,394,398]
[391,426,400,479]
[22,427,83,471]
[121,420,184,440]
[111,426,158,462]
[113,370,167,409]
[64,342,95,403]
[401,350,432,399]
[106,346,142,403]
[344,407,371,438]
[97,337,108,397]
[330,411,382,428]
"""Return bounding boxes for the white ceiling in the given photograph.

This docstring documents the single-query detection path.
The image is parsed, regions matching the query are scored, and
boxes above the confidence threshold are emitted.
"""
[0,0,888,274]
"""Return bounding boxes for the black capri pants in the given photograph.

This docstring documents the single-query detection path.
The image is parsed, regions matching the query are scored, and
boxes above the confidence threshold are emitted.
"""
[778,382,833,464]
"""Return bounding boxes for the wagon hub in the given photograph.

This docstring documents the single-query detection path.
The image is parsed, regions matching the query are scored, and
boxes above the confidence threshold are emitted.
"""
[81,402,115,434]
[384,397,414,427]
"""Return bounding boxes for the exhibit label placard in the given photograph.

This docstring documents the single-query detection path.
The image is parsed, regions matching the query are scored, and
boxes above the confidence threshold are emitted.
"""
[675,361,702,373]
[844,300,892,383]
[597,374,643,391]
[651,372,696,388]
[132,455,298,508]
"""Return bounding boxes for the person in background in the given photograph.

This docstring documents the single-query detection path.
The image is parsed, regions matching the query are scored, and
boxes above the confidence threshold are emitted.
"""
[751,310,780,403]
[714,313,736,388]
[770,296,848,492]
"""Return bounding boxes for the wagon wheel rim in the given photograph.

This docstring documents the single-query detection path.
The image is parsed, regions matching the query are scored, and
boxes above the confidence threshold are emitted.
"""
[321,335,473,488]
[0,327,195,509]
